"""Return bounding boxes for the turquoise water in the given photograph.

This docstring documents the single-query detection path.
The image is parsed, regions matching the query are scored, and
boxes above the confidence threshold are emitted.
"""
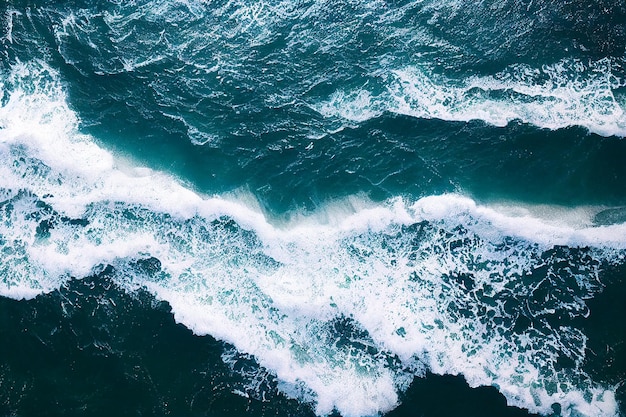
[1,1,625,416]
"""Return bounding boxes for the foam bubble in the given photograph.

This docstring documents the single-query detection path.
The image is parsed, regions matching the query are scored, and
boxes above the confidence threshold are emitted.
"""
[1,61,625,417]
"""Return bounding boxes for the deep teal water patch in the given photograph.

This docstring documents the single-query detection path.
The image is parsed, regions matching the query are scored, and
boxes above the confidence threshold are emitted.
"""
[0,273,313,417]
[579,262,626,407]
[388,374,542,417]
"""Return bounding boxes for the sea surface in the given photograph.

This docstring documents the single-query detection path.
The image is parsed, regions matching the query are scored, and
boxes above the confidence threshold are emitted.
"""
[1,1,626,416]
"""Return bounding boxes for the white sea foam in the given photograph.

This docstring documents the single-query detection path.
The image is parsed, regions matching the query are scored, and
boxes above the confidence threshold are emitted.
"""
[2,9,21,44]
[1,61,624,417]
[315,58,626,137]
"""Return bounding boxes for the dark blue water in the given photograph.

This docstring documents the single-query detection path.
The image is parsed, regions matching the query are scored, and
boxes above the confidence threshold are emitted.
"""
[1,1,625,416]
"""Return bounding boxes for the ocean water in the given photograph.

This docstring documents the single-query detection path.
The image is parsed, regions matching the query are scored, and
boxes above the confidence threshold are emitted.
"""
[1,1,625,416]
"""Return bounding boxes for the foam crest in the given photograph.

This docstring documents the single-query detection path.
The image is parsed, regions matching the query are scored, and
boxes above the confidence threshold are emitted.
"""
[2,61,625,417]
[315,58,626,137]
[2,9,20,44]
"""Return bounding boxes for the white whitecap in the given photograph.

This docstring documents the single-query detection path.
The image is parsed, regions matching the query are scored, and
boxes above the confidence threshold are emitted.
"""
[315,58,626,137]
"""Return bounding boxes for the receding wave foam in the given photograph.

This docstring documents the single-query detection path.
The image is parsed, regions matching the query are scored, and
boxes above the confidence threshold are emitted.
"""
[1,62,625,417]
[315,58,626,137]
